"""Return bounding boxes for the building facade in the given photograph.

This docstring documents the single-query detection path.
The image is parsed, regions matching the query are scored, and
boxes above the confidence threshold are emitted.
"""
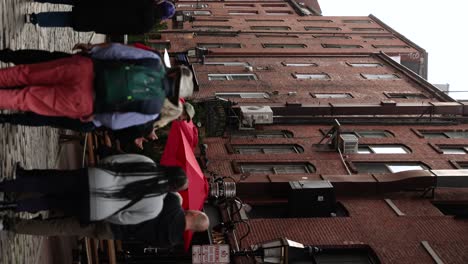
[152,0,468,263]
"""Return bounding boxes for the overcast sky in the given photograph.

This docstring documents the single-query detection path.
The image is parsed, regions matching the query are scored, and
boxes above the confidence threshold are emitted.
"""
[319,1,467,100]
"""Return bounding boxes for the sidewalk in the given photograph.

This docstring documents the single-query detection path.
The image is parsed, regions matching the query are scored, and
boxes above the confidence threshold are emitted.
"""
[0,0,104,263]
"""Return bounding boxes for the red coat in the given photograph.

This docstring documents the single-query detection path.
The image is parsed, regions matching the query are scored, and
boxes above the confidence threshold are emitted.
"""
[0,55,94,119]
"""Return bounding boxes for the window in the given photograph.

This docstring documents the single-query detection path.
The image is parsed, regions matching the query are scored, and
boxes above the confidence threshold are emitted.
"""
[432,201,468,217]
[362,74,400,80]
[215,92,269,99]
[240,162,315,174]
[177,4,208,8]
[182,10,211,16]
[361,35,395,40]
[305,26,341,31]
[246,19,284,22]
[348,62,383,67]
[192,25,232,30]
[208,74,257,81]
[342,131,393,138]
[322,44,363,48]
[266,10,293,15]
[385,93,427,99]
[351,27,384,32]
[357,145,410,154]
[228,10,258,15]
[263,43,306,48]
[314,247,381,264]
[439,146,468,154]
[298,19,333,23]
[420,131,468,139]
[373,45,410,49]
[147,41,170,50]
[232,144,304,154]
[312,93,353,99]
[294,73,330,80]
[314,35,351,39]
[256,34,298,38]
[232,130,293,138]
[204,62,249,66]
[282,62,318,67]
[225,3,255,7]
[197,43,241,48]
[261,4,288,7]
[354,162,428,174]
[343,19,373,23]
[250,26,291,30]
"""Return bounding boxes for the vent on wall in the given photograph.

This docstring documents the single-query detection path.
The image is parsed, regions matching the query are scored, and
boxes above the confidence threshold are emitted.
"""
[339,134,359,154]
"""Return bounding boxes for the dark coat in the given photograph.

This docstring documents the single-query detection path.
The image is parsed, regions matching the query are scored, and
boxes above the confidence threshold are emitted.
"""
[72,0,156,34]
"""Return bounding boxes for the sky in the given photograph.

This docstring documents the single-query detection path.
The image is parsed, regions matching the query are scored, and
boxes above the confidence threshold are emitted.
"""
[319,1,468,100]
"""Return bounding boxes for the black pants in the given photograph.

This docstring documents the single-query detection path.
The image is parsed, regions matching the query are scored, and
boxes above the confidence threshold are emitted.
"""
[0,48,71,65]
[0,112,96,132]
[0,168,89,220]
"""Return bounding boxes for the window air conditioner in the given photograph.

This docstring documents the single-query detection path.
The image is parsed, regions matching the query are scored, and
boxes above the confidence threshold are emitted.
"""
[339,134,359,154]
[240,106,273,126]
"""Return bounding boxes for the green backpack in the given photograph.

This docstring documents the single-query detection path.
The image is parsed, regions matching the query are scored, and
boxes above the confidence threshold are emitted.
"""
[93,61,168,114]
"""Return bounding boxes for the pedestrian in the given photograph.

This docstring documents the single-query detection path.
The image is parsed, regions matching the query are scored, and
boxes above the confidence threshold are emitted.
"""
[25,0,176,34]
[0,154,188,224]
[0,193,210,248]
[0,43,193,126]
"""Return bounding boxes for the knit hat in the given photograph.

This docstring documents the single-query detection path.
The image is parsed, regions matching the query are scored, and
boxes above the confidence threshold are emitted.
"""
[183,102,195,122]
[156,1,176,20]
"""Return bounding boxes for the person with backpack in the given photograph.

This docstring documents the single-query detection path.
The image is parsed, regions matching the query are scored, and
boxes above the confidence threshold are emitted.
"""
[25,0,176,35]
[0,193,209,248]
[0,43,193,130]
[0,154,188,225]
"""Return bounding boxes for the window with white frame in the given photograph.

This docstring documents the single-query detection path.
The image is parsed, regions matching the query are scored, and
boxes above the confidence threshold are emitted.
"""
[228,10,258,15]
[322,44,363,48]
[347,62,383,67]
[263,43,306,48]
[208,74,258,81]
[313,93,353,99]
[282,62,318,67]
[361,35,395,40]
[232,130,294,138]
[204,62,250,66]
[342,131,393,138]
[354,162,428,174]
[177,4,208,8]
[357,145,410,154]
[250,26,291,30]
[385,93,427,99]
[373,45,410,49]
[240,162,315,174]
[294,73,330,80]
[305,26,342,31]
[215,92,269,98]
[439,146,468,154]
[197,43,241,48]
[362,74,400,80]
[232,144,304,154]
[182,10,212,16]
[420,131,468,139]
[351,27,384,32]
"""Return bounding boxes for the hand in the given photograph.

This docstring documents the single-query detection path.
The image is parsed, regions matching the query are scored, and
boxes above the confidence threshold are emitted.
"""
[134,137,148,150]
[147,129,158,141]
[73,43,93,53]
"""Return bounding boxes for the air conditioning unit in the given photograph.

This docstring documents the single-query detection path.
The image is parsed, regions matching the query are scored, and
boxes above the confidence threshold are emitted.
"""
[240,106,273,126]
[288,180,336,217]
[339,134,359,154]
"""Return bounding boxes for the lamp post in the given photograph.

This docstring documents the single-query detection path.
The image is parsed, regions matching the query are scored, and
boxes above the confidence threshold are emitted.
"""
[232,238,321,264]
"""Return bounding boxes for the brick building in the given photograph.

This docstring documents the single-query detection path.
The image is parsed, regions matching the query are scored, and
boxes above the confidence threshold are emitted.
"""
[150,0,468,263]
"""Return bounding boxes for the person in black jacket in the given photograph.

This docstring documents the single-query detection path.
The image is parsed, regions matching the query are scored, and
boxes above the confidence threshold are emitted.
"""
[25,0,176,34]
[0,193,210,249]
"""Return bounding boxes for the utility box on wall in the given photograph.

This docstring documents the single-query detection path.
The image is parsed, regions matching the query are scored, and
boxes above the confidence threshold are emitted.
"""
[288,180,336,217]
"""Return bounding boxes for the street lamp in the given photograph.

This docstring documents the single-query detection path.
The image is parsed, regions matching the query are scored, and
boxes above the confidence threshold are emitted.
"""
[233,238,321,264]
